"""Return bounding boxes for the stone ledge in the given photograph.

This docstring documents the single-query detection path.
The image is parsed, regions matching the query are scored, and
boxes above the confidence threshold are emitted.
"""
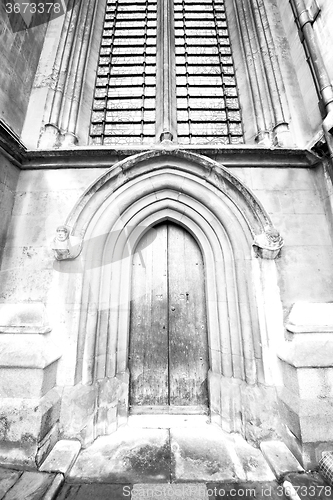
[0,119,26,166]
[22,145,318,169]
[286,303,333,334]
[0,303,51,334]
[279,302,333,368]
[0,335,61,369]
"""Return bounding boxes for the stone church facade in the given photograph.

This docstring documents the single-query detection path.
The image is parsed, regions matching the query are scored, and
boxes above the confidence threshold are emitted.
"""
[0,0,333,472]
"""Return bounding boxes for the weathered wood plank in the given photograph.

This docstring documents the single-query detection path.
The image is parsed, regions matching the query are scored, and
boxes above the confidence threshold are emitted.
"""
[129,222,208,410]
[129,224,168,406]
[168,223,208,407]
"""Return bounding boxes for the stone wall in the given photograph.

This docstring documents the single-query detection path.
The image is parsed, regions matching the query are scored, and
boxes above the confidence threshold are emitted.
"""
[1,154,333,466]
[1,161,332,374]
[231,164,333,317]
[0,154,20,267]
[0,167,106,301]
[0,4,50,136]
[0,167,108,385]
[274,0,328,143]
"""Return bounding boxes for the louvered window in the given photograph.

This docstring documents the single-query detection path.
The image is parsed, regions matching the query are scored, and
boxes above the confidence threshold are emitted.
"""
[90,0,243,146]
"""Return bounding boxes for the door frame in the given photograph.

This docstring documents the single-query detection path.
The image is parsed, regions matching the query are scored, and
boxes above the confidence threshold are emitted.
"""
[128,221,209,413]
[112,204,252,425]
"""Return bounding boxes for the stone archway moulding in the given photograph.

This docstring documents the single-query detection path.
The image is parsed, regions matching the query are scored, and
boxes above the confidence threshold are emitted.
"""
[65,149,272,238]
[53,150,284,442]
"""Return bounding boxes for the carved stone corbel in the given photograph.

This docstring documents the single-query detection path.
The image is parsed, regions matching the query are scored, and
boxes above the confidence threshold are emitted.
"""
[52,225,82,260]
[252,225,284,260]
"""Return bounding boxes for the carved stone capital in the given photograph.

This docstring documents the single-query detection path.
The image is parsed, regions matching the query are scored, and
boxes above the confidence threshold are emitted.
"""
[52,225,82,260]
[252,225,284,260]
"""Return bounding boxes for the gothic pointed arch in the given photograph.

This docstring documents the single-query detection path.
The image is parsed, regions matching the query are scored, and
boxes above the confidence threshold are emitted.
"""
[57,149,283,439]
[65,149,272,238]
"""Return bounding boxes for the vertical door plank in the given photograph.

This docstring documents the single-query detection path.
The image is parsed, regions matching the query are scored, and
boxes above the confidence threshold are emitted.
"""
[129,225,168,406]
[168,223,208,406]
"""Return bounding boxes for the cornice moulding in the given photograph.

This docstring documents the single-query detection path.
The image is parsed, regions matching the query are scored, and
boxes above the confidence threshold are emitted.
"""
[0,119,27,166]
[21,146,320,170]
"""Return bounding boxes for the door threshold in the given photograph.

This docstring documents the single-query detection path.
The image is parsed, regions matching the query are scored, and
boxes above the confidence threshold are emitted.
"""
[130,405,208,415]
[127,413,211,429]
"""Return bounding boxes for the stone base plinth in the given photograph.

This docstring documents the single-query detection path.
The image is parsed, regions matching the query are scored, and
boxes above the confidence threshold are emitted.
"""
[0,303,62,468]
[278,302,333,468]
[59,373,129,447]
[208,371,283,445]
[0,389,61,468]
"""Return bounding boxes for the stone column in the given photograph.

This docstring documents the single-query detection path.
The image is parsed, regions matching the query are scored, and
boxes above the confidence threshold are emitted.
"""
[248,0,292,146]
[156,0,177,143]
[232,0,292,146]
[60,0,97,147]
[38,0,98,148]
[38,0,81,148]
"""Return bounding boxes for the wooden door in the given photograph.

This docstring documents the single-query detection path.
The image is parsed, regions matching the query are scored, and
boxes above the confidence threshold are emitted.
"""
[129,222,208,413]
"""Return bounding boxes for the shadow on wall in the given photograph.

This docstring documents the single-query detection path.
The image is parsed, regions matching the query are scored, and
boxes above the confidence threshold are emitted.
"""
[52,226,158,270]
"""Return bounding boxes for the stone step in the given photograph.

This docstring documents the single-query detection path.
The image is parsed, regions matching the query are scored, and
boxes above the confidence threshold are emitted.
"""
[39,440,81,475]
[67,424,277,484]
[260,440,304,480]
[128,414,209,428]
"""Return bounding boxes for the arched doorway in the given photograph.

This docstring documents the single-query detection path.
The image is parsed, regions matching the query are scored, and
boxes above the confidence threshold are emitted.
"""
[129,221,209,414]
[58,150,285,445]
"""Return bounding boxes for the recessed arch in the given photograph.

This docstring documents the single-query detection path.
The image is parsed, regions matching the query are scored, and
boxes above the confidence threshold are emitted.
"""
[59,150,280,438]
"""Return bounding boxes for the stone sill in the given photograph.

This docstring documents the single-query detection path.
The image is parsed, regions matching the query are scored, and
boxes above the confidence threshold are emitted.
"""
[0,303,51,334]
[0,327,52,334]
